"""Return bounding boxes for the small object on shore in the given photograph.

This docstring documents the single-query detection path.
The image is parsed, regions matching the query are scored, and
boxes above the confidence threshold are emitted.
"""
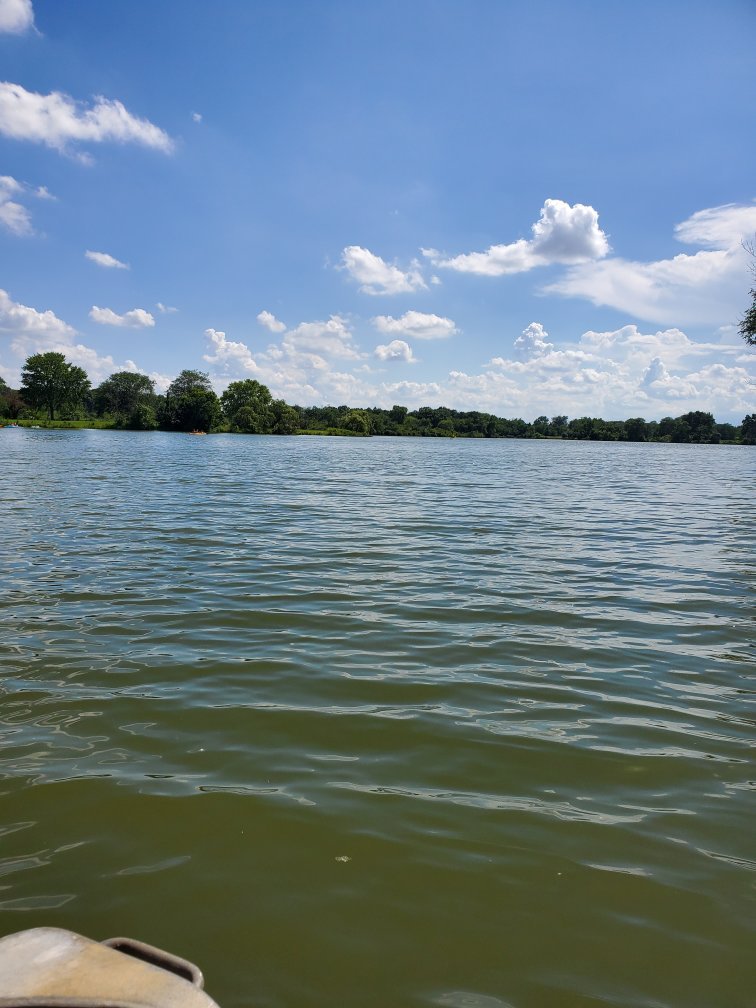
[0,927,221,1007]
[2,423,20,428]
[189,429,208,435]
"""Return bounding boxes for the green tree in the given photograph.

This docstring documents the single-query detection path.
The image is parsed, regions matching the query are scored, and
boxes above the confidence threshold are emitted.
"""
[130,403,159,430]
[342,409,370,435]
[270,399,299,434]
[221,379,273,433]
[625,417,648,442]
[549,415,568,437]
[20,352,90,420]
[741,414,756,445]
[161,370,221,431]
[532,415,549,437]
[95,371,155,421]
[166,370,213,397]
[739,242,756,346]
[678,410,716,443]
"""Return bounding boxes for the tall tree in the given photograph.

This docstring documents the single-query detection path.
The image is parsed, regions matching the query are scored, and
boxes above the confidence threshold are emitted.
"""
[221,379,273,433]
[161,370,221,431]
[20,352,90,420]
[95,371,155,419]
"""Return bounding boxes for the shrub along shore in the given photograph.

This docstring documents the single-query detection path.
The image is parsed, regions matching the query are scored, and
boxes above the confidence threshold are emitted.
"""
[2,352,754,445]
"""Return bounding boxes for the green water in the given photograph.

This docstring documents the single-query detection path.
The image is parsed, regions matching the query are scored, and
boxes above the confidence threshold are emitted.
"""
[1,430,754,1007]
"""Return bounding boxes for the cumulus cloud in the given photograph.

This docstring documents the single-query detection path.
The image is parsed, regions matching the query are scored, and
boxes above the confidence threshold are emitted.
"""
[428,199,609,276]
[546,202,756,326]
[203,328,261,374]
[341,245,427,295]
[0,174,52,235]
[0,0,33,33]
[374,339,417,363]
[0,81,174,157]
[0,175,30,234]
[0,288,148,384]
[89,306,155,328]
[513,322,554,358]
[85,249,129,270]
[640,357,698,400]
[257,309,286,333]
[0,287,75,342]
[283,315,360,359]
[373,310,458,341]
[192,309,754,423]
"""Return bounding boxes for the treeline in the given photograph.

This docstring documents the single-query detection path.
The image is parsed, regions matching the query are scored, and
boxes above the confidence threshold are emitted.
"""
[296,405,755,443]
[2,352,754,445]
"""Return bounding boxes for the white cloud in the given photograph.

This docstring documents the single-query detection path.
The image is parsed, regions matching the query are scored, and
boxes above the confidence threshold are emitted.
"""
[0,287,75,342]
[341,245,427,295]
[192,112,202,124]
[257,309,286,333]
[156,302,178,314]
[283,315,360,359]
[429,199,609,276]
[0,0,33,34]
[640,357,698,400]
[191,310,755,424]
[373,310,458,341]
[203,328,262,374]
[85,249,129,270]
[374,339,417,363]
[513,322,554,358]
[89,306,155,328]
[546,202,756,326]
[0,176,30,234]
[0,81,174,157]
[0,174,51,235]
[0,288,149,384]
[674,203,756,249]
[122,360,172,393]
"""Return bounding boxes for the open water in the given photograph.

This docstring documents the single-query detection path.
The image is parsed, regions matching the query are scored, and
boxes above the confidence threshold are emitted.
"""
[0,429,754,1008]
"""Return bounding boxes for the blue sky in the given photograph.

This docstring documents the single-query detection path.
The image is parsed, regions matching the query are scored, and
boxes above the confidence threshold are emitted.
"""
[1,0,755,421]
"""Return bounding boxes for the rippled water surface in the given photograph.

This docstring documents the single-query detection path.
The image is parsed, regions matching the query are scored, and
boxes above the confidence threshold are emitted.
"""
[1,430,754,1007]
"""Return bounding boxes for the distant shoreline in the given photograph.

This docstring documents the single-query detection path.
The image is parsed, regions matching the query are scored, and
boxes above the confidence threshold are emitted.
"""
[2,419,751,446]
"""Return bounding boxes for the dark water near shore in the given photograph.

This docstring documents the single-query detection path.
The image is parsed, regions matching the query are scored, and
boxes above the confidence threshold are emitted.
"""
[0,429,754,1008]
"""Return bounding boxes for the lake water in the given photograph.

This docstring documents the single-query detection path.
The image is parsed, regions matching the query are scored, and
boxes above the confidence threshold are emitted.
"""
[0,429,754,1008]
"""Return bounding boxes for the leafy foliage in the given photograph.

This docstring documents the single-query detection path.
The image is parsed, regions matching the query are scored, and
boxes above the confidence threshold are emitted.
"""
[19,352,90,420]
[221,379,274,433]
[739,289,756,346]
[94,371,155,421]
[161,370,221,431]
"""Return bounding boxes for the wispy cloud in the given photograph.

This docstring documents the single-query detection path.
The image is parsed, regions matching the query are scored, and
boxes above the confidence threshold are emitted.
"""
[85,249,129,270]
[341,245,427,295]
[545,202,756,326]
[0,174,50,235]
[156,302,178,314]
[0,81,174,158]
[89,306,155,328]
